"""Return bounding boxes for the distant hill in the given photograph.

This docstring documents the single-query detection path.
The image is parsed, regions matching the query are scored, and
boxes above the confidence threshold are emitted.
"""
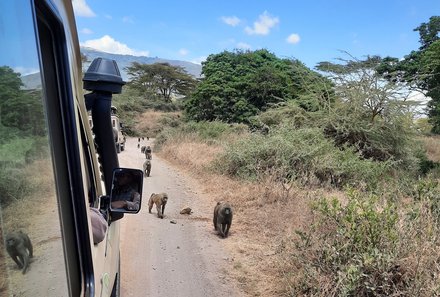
[81,47,202,81]
[21,47,203,89]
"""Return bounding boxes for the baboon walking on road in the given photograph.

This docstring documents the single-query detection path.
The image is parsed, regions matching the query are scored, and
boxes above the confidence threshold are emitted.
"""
[145,146,152,160]
[148,193,168,218]
[5,231,33,274]
[143,159,151,177]
[213,201,233,238]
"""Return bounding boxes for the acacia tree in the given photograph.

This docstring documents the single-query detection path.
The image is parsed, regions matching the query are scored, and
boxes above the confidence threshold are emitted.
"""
[378,16,440,132]
[316,55,420,162]
[126,62,197,102]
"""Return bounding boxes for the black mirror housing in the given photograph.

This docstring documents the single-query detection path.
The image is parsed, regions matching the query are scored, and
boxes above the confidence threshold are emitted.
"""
[110,168,143,214]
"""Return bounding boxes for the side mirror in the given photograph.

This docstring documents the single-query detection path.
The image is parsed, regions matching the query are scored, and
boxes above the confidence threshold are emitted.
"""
[110,168,143,214]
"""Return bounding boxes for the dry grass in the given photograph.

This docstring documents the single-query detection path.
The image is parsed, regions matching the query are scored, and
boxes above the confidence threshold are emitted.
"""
[158,137,329,296]
[420,135,440,162]
[134,110,181,137]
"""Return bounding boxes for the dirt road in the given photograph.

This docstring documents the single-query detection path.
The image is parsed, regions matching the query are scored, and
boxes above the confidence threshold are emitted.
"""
[118,137,242,297]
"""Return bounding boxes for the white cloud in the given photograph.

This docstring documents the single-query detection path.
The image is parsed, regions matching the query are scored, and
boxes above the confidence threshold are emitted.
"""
[80,28,93,35]
[72,0,96,17]
[81,35,149,56]
[286,33,300,44]
[191,56,207,65]
[236,42,251,50]
[179,48,189,56]
[221,16,241,27]
[245,11,279,35]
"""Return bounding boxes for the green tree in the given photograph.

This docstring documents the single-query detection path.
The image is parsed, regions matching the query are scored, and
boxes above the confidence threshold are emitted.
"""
[185,49,330,123]
[126,62,197,102]
[0,66,46,139]
[422,40,440,132]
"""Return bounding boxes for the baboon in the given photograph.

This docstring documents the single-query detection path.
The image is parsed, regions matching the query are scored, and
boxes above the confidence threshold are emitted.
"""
[141,145,146,154]
[213,202,233,238]
[145,146,152,160]
[143,159,151,177]
[5,231,33,274]
[137,143,140,148]
[148,193,168,219]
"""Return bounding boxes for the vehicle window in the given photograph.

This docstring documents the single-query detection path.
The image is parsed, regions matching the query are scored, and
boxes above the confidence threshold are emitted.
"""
[0,1,68,296]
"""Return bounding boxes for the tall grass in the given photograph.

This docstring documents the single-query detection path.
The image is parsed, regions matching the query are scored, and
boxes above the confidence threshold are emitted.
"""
[213,125,394,189]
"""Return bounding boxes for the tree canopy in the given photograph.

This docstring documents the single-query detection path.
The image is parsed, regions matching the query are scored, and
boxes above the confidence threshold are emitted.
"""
[0,66,46,140]
[184,49,331,123]
[125,62,197,103]
[378,16,440,133]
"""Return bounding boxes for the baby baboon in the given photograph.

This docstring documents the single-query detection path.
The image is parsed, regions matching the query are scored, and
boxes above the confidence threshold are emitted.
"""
[5,231,33,274]
[143,159,151,177]
[148,193,168,219]
[213,202,233,238]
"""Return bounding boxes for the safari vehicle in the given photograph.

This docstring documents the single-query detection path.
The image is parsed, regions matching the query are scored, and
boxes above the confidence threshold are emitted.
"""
[0,1,142,296]
[111,107,126,153]
[88,107,126,153]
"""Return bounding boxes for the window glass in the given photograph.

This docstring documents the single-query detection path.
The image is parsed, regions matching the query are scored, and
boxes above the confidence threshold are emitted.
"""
[0,2,68,296]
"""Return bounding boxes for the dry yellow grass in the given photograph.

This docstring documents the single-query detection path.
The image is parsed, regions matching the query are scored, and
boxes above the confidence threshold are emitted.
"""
[419,135,440,162]
[134,110,181,137]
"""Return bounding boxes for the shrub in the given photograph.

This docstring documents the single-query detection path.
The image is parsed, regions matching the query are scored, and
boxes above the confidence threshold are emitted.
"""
[155,120,248,150]
[213,125,393,188]
[286,190,402,296]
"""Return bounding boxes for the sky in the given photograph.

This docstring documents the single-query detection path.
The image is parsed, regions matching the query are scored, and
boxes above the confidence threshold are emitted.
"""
[73,0,440,69]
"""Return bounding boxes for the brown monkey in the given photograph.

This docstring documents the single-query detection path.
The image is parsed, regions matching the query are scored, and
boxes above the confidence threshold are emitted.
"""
[148,193,168,218]
[213,202,233,238]
[143,159,151,177]
[5,231,33,274]
[145,146,152,160]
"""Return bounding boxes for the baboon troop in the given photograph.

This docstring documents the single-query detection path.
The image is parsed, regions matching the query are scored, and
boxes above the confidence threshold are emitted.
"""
[5,231,33,274]
[143,159,151,177]
[213,202,233,238]
[148,193,168,219]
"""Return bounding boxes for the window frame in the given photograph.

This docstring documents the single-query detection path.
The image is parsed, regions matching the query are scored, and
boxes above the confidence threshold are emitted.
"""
[32,0,95,295]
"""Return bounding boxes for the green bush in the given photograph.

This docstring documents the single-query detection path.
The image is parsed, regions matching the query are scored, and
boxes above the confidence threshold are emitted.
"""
[289,190,401,296]
[213,125,393,188]
[155,120,248,150]
[0,136,48,206]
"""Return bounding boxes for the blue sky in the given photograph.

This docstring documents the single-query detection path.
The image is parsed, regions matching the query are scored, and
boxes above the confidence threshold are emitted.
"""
[74,1,440,68]
[73,0,439,68]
